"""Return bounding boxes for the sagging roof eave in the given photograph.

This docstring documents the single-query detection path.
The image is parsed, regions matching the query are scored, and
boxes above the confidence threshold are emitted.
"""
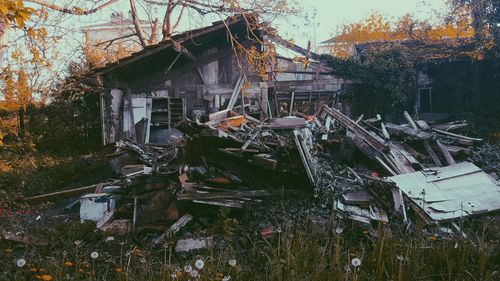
[93,16,249,78]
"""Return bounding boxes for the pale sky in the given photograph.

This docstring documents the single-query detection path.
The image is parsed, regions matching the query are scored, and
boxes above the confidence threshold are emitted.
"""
[76,0,449,48]
[276,0,449,48]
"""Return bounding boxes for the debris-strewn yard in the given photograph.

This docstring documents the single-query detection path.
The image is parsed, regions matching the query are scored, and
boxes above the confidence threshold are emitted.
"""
[1,105,500,281]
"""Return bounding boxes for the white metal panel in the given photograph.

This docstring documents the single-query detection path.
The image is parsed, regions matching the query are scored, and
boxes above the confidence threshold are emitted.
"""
[389,162,500,222]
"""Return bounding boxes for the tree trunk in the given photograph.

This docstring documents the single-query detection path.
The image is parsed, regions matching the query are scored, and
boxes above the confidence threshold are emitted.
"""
[18,107,25,138]
[129,0,148,48]
[0,17,8,60]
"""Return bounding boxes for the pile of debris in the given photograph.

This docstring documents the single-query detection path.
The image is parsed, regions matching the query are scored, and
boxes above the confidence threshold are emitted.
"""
[17,103,500,251]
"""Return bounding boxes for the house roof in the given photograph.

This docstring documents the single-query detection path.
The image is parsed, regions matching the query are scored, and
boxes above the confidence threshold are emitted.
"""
[93,15,253,76]
[354,38,479,61]
[320,31,399,45]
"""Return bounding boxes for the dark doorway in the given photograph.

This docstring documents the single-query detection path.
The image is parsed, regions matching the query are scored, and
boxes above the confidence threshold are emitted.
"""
[419,88,432,113]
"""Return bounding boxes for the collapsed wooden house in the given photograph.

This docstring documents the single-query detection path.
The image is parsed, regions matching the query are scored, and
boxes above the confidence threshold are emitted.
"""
[92,15,347,145]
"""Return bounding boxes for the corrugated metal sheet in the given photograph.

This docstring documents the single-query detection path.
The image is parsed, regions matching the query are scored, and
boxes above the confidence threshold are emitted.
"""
[389,162,500,223]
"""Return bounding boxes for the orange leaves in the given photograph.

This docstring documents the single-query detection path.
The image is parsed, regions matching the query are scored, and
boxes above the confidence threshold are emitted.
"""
[329,12,476,58]
[0,0,34,28]
[0,66,33,113]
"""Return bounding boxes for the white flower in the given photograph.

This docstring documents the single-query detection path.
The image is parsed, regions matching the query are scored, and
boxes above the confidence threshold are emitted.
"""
[228,259,237,267]
[195,259,204,269]
[16,258,26,267]
[351,258,361,267]
[184,265,192,273]
[396,255,404,261]
[222,276,231,281]
[190,269,199,278]
[90,251,99,259]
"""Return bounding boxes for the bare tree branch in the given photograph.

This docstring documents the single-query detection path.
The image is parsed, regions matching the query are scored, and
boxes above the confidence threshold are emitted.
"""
[171,5,186,33]
[129,0,148,47]
[25,0,120,15]
[162,0,175,40]
[149,18,159,45]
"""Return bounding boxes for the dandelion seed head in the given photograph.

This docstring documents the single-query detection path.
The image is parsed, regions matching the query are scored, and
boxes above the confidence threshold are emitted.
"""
[228,259,237,267]
[184,265,193,273]
[190,269,199,278]
[195,259,204,269]
[90,251,99,259]
[16,258,26,267]
[351,257,361,267]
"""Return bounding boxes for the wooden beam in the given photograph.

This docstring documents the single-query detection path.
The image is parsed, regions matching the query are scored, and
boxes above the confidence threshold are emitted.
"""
[165,52,182,74]
[265,32,322,61]
[177,190,271,201]
[172,40,197,61]
[24,181,116,204]
[163,45,236,80]
[432,128,483,142]
[322,105,388,152]
[227,75,244,110]
[404,111,442,167]
[266,79,341,88]
[436,140,456,165]
[196,67,207,85]
[384,123,433,140]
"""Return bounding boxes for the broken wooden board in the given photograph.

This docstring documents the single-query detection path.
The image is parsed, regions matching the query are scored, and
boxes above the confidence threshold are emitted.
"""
[335,200,389,223]
[96,209,116,229]
[177,190,271,201]
[100,219,132,236]
[436,140,456,166]
[341,190,375,205]
[322,105,388,152]
[404,112,443,167]
[267,118,306,129]
[191,199,243,208]
[293,129,316,186]
[1,229,49,246]
[249,154,278,170]
[24,181,117,204]
[416,120,431,131]
[175,237,214,252]
[432,128,483,142]
[384,123,433,140]
[151,213,194,246]
[446,145,472,156]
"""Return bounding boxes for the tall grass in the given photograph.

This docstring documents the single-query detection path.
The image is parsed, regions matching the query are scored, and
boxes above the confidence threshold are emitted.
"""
[1,219,498,281]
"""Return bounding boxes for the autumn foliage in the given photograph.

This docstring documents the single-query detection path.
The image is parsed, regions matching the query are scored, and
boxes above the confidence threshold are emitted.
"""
[323,13,475,58]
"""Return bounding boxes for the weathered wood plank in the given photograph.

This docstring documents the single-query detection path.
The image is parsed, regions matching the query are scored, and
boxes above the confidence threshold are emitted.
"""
[177,190,271,201]
[384,123,433,140]
[24,181,116,204]
[432,128,483,142]
[322,105,388,152]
